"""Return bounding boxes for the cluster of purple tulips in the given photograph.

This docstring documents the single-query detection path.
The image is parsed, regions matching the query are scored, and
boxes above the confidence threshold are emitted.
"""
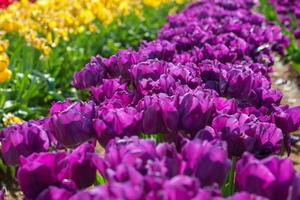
[269,0,300,40]
[1,0,300,199]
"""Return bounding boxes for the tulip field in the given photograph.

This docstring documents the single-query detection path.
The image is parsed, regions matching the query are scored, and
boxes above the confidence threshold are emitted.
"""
[2,0,300,199]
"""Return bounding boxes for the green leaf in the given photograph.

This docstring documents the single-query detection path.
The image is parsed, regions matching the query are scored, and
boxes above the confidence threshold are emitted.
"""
[95,173,107,185]
[0,159,7,173]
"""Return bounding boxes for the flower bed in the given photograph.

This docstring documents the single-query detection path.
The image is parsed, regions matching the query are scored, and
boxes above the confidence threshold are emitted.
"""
[1,0,300,199]
[0,1,185,127]
[259,0,300,73]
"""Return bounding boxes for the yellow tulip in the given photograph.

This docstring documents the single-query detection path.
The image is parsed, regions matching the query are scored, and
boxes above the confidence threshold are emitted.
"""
[0,68,12,84]
[42,46,52,56]
[0,53,9,72]
[88,23,99,33]
[176,0,186,4]
[0,40,8,53]
[143,0,161,8]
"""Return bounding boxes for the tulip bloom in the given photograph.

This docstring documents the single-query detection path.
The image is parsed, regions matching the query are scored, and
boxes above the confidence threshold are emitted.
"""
[179,93,215,135]
[49,101,96,148]
[57,143,97,189]
[235,153,294,200]
[1,122,50,166]
[17,143,96,199]
[93,107,142,146]
[17,153,64,199]
[181,139,231,186]
[72,56,106,89]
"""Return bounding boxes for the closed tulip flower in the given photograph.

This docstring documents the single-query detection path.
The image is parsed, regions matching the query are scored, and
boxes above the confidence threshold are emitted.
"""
[1,122,50,166]
[93,107,142,146]
[72,56,106,89]
[130,59,171,88]
[57,143,97,189]
[211,114,256,157]
[139,94,179,135]
[179,93,215,135]
[17,152,66,199]
[50,99,73,116]
[272,106,300,134]
[139,40,176,62]
[49,101,96,148]
[90,78,127,104]
[235,153,294,200]
[156,175,200,200]
[98,137,157,176]
[181,139,231,186]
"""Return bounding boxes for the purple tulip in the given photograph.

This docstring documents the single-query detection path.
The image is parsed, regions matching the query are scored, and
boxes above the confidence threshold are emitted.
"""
[109,181,144,200]
[57,143,96,189]
[98,137,157,176]
[110,49,143,80]
[181,139,231,186]
[288,173,300,200]
[295,5,300,19]
[195,126,220,142]
[17,152,65,199]
[211,114,256,157]
[179,93,215,135]
[139,40,176,61]
[251,122,283,157]
[235,153,294,200]
[72,55,106,89]
[49,101,96,148]
[136,74,179,96]
[85,164,146,200]
[214,97,238,115]
[50,99,73,115]
[168,63,201,88]
[272,106,300,134]
[256,89,283,108]
[294,29,300,39]
[17,142,97,199]
[93,107,142,146]
[156,143,184,178]
[190,187,222,200]
[100,90,134,109]
[90,78,128,104]
[278,15,292,28]
[130,59,171,88]
[220,68,256,100]
[1,122,50,166]
[148,175,200,200]
[138,94,179,135]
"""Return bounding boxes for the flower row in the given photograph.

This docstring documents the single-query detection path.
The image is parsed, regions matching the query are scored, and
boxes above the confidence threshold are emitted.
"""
[8,136,300,200]
[0,0,185,56]
[269,0,300,41]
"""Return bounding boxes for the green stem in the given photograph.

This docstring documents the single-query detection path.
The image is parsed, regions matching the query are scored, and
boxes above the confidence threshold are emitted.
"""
[228,156,237,195]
